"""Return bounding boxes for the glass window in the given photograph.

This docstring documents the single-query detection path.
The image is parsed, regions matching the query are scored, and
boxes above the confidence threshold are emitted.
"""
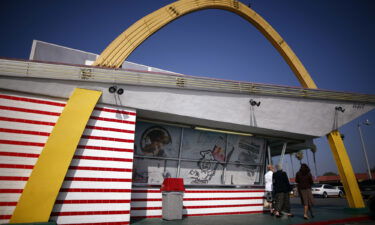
[224,164,260,185]
[134,122,181,158]
[132,158,178,184]
[181,129,226,162]
[133,121,265,186]
[226,135,264,164]
[179,161,224,185]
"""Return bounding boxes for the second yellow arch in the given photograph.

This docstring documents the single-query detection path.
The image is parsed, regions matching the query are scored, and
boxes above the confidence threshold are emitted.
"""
[93,0,317,89]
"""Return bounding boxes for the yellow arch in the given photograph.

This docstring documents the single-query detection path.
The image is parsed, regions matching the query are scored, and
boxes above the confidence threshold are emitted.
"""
[94,0,364,208]
[93,0,317,88]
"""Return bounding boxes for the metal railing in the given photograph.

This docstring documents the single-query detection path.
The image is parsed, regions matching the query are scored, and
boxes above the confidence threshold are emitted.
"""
[0,58,374,104]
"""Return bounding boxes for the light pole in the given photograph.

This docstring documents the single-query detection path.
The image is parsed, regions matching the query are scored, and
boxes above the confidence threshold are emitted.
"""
[357,119,372,179]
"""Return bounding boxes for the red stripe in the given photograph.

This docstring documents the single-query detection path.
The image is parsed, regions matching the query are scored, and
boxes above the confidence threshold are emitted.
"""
[90,116,135,125]
[0,139,44,147]
[131,190,160,193]
[0,128,50,136]
[0,176,28,181]
[185,190,265,193]
[0,151,39,158]
[60,222,129,225]
[0,215,11,219]
[0,94,65,107]
[81,135,134,143]
[131,215,161,219]
[77,145,133,153]
[184,197,264,201]
[65,177,132,182]
[73,155,133,162]
[55,199,131,204]
[131,206,162,210]
[130,204,262,211]
[60,188,131,193]
[0,202,17,206]
[51,210,130,216]
[94,107,136,116]
[130,198,161,202]
[293,216,371,225]
[0,105,60,116]
[0,189,23,193]
[0,116,55,126]
[58,222,130,225]
[0,163,34,169]
[69,166,132,172]
[184,203,263,209]
[85,125,134,134]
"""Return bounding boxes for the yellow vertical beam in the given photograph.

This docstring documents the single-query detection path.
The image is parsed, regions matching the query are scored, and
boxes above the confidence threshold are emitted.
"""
[10,88,102,223]
[327,131,365,208]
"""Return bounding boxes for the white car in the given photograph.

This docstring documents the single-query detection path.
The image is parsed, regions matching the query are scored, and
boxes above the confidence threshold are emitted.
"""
[312,184,344,198]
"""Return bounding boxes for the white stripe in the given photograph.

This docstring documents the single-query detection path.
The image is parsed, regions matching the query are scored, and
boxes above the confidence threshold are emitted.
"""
[75,148,133,160]
[0,156,37,166]
[0,98,64,113]
[184,205,264,214]
[0,193,21,202]
[53,203,130,212]
[78,139,134,149]
[183,199,263,206]
[52,214,130,224]
[0,206,15,214]
[0,110,59,123]
[70,159,133,169]
[0,121,53,133]
[0,219,10,224]
[184,192,264,198]
[66,170,132,179]
[0,181,26,189]
[0,168,32,177]
[0,132,48,143]
[87,119,135,130]
[0,144,43,154]
[56,192,131,201]
[82,129,135,140]
[91,110,136,122]
[62,181,132,189]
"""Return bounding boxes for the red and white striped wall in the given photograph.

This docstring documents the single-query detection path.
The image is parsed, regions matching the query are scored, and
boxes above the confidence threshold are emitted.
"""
[0,91,136,225]
[130,187,265,218]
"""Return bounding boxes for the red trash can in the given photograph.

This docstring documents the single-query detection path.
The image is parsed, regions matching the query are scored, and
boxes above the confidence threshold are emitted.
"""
[160,178,185,220]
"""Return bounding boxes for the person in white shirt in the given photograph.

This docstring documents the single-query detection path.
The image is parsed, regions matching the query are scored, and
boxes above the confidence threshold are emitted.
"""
[264,164,274,214]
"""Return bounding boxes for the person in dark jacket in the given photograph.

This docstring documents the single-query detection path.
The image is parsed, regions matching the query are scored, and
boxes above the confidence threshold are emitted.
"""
[295,163,314,219]
[272,164,293,217]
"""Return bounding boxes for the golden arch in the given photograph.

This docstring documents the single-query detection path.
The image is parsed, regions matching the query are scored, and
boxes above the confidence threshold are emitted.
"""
[93,0,317,88]
[94,0,364,208]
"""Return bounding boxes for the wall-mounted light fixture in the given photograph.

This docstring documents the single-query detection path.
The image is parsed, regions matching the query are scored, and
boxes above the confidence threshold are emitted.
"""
[335,106,345,113]
[117,88,124,95]
[109,86,124,95]
[109,86,117,93]
[249,99,261,107]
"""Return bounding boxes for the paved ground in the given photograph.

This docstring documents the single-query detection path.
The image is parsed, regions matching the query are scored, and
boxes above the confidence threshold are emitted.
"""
[130,197,375,225]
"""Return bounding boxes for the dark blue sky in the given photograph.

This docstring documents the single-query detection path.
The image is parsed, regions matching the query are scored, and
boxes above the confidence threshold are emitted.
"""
[0,0,374,177]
